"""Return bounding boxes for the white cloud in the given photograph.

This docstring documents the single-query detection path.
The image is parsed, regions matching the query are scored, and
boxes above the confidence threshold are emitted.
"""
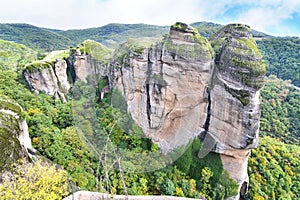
[0,0,207,29]
[0,0,299,36]
[235,0,300,34]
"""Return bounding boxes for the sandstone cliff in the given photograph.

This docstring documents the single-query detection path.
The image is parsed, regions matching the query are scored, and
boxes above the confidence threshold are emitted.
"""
[22,23,265,199]
[113,23,214,152]
[23,40,112,102]
[23,60,69,102]
[208,24,266,199]
[0,95,35,172]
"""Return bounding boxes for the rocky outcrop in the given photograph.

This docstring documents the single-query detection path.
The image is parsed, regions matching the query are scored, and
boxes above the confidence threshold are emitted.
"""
[23,40,112,101]
[0,95,35,172]
[207,24,265,199]
[73,40,112,82]
[23,60,69,102]
[114,23,214,152]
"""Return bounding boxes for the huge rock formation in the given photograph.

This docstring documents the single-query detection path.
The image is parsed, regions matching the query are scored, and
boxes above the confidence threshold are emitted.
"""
[114,23,214,152]
[113,23,265,199]
[0,95,35,172]
[23,60,70,102]
[23,23,265,199]
[208,24,266,199]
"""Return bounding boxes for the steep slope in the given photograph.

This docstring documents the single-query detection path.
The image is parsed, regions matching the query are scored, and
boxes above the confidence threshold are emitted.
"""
[114,22,214,152]
[0,23,72,51]
[112,22,266,200]
[22,22,266,199]
[208,24,266,199]
[257,37,300,87]
[23,40,112,101]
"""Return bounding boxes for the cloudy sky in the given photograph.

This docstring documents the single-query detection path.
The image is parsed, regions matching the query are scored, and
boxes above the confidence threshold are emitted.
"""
[1,0,300,36]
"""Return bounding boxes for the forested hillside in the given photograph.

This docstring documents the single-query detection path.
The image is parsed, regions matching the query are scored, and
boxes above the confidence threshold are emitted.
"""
[0,39,36,70]
[257,37,300,87]
[0,23,72,51]
[260,76,300,144]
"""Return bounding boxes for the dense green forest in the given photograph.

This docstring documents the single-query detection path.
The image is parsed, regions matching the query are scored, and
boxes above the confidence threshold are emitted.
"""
[0,22,299,200]
[260,76,300,144]
[257,37,300,87]
[0,23,72,51]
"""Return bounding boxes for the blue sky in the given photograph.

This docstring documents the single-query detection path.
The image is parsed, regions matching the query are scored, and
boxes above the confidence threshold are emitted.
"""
[0,0,300,37]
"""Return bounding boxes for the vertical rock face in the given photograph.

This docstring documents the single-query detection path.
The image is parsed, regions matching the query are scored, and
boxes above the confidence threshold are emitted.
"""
[0,95,35,172]
[23,60,70,102]
[73,54,108,82]
[23,40,112,101]
[209,23,265,153]
[114,23,214,152]
[208,24,266,199]
[24,61,60,96]
[73,39,112,82]
[54,60,71,93]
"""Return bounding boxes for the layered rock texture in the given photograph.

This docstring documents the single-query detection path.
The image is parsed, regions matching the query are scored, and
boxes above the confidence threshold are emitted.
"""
[208,24,265,199]
[0,95,35,172]
[23,60,70,102]
[114,24,214,152]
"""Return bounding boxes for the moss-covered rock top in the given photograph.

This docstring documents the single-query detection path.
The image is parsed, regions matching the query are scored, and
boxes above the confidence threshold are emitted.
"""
[166,23,214,61]
[24,60,53,73]
[43,50,70,62]
[79,40,112,62]
[170,22,190,32]
[210,23,266,89]
[24,49,69,73]
[0,95,22,115]
[113,37,162,64]
[170,22,208,45]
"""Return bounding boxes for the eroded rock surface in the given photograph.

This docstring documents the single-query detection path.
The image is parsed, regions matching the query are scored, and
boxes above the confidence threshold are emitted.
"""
[207,24,266,199]
[23,60,69,102]
[114,23,214,152]
[24,40,112,102]
[22,23,266,199]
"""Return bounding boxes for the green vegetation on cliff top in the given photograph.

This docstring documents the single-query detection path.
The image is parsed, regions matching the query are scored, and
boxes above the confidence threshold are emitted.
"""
[79,40,112,61]
[0,39,37,71]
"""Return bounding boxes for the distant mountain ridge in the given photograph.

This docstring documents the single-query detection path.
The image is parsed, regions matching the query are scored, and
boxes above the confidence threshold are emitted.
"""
[0,23,72,51]
[0,22,270,52]
[1,21,298,86]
